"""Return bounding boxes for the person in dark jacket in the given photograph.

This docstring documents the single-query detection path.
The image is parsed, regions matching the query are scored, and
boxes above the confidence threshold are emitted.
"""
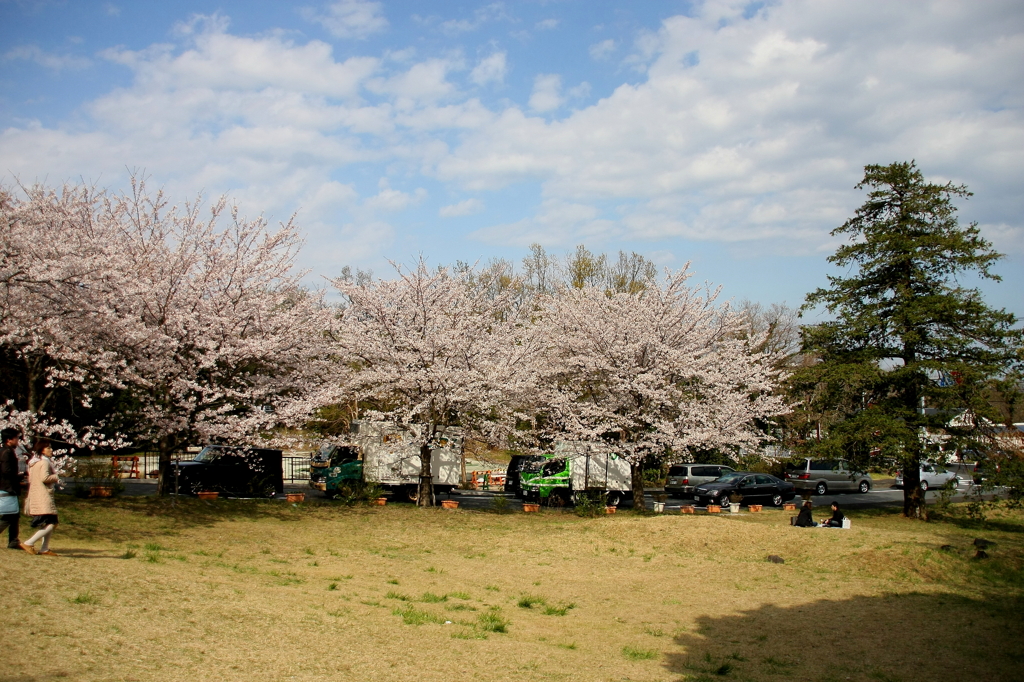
[794,499,816,527]
[822,501,845,528]
[0,427,25,549]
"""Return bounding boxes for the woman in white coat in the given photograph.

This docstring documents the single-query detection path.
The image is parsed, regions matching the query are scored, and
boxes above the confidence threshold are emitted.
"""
[22,439,60,556]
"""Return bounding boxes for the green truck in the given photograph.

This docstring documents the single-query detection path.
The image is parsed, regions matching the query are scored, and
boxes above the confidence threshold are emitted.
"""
[310,421,462,502]
[521,441,632,507]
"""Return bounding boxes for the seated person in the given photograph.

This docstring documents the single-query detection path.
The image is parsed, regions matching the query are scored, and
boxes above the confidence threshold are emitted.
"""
[822,501,845,528]
[794,499,816,527]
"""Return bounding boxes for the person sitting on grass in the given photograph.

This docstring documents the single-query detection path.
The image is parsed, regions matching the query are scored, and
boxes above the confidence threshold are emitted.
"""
[822,501,845,528]
[794,499,815,527]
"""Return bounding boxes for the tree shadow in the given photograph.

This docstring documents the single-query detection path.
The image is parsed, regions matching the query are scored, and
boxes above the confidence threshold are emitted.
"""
[662,591,1023,682]
[54,495,376,545]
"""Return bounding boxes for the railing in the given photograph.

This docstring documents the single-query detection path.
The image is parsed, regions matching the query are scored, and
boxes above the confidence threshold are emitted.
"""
[283,456,310,483]
[70,452,311,483]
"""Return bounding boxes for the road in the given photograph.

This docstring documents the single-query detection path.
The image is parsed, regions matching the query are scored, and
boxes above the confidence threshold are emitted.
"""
[117,477,1005,511]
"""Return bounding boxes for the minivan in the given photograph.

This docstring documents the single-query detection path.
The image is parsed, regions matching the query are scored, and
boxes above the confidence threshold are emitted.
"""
[664,463,735,497]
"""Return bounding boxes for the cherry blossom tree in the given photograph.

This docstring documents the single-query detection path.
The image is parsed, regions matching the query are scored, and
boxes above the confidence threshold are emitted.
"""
[535,265,790,504]
[1,179,331,492]
[329,258,538,506]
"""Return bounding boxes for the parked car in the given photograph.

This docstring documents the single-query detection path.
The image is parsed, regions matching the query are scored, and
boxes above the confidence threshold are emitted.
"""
[785,458,872,496]
[171,445,283,497]
[693,472,795,507]
[504,454,547,498]
[664,463,735,497]
[894,464,961,491]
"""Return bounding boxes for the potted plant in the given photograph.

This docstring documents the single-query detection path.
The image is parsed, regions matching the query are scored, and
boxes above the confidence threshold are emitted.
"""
[728,491,743,513]
[605,505,617,514]
[748,504,763,512]
[680,505,695,514]
[706,503,721,513]
[441,499,459,509]
[286,492,305,503]
[198,491,219,501]
[522,502,540,513]
[373,497,387,506]
[653,501,666,513]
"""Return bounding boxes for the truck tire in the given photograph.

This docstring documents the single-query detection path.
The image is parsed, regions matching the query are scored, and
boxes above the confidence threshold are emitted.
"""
[400,485,419,503]
[605,491,622,507]
[547,489,571,507]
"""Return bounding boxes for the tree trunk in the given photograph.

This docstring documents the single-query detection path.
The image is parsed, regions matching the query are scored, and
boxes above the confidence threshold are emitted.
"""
[630,462,645,512]
[157,435,178,496]
[417,442,434,507]
[901,454,927,519]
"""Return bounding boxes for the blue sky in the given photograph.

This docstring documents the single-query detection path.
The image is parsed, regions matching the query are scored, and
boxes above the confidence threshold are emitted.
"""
[2,0,1022,317]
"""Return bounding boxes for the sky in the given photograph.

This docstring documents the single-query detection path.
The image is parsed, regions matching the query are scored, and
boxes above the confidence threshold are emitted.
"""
[2,0,1023,318]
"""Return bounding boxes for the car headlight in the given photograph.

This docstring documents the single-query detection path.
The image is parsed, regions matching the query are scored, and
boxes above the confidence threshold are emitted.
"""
[712,489,722,497]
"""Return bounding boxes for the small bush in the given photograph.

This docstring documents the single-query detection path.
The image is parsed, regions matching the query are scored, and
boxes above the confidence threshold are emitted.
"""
[478,608,509,633]
[121,548,137,560]
[542,602,575,616]
[385,591,411,601]
[420,592,448,603]
[70,593,99,605]
[393,605,444,626]
[622,645,657,661]
[517,595,545,609]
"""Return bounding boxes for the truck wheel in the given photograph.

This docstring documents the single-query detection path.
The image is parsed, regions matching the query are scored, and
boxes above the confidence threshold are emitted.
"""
[548,490,570,507]
[402,486,420,503]
[815,482,828,496]
[605,491,622,507]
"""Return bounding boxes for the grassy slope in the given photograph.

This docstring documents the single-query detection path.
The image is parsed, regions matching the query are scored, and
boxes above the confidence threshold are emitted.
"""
[5,498,1022,682]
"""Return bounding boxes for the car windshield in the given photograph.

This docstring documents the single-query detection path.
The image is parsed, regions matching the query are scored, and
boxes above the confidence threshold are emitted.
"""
[541,461,564,476]
[193,446,222,463]
[716,472,744,483]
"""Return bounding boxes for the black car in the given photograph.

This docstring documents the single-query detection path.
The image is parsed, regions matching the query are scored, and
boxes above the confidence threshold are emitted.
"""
[504,454,546,498]
[171,445,284,497]
[693,471,796,507]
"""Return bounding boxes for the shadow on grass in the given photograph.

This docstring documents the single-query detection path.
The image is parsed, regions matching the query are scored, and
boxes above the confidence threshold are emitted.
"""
[53,495,380,544]
[663,592,1024,682]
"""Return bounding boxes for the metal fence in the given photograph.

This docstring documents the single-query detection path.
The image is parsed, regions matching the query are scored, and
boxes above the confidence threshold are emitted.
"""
[77,452,311,483]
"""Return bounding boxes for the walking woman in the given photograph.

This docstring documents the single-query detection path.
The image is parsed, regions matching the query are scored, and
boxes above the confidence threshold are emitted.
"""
[22,438,60,556]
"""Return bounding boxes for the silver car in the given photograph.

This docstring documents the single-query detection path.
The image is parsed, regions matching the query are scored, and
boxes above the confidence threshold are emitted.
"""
[895,464,961,491]
[784,458,872,496]
[665,463,735,497]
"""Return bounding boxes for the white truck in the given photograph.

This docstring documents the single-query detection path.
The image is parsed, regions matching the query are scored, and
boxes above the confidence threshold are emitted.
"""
[522,441,633,507]
[310,421,462,502]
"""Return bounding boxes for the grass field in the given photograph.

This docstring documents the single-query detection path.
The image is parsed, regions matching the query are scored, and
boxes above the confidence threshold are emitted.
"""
[5,497,1023,682]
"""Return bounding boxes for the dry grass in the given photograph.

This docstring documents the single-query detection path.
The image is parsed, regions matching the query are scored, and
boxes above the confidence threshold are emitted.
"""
[5,497,1023,682]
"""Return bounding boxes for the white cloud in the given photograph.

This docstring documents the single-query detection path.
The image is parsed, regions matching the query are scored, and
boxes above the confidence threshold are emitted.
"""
[589,39,616,60]
[2,0,1022,279]
[4,45,91,70]
[439,3,510,35]
[536,19,559,30]
[470,52,507,86]
[301,0,388,40]
[437,1,1024,254]
[103,3,120,17]
[528,74,563,112]
[439,198,484,217]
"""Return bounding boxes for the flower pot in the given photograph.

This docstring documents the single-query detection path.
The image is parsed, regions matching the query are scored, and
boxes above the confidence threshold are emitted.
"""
[680,505,695,514]
[286,492,305,503]
[90,486,114,498]
[706,504,721,513]
[197,491,218,501]
[783,503,797,511]
[522,503,540,513]
[749,504,763,512]
[605,506,617,514]
[441,499,459,509]
[373,497,387,506]
[653,502,665,513]
[729,502,740,513]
